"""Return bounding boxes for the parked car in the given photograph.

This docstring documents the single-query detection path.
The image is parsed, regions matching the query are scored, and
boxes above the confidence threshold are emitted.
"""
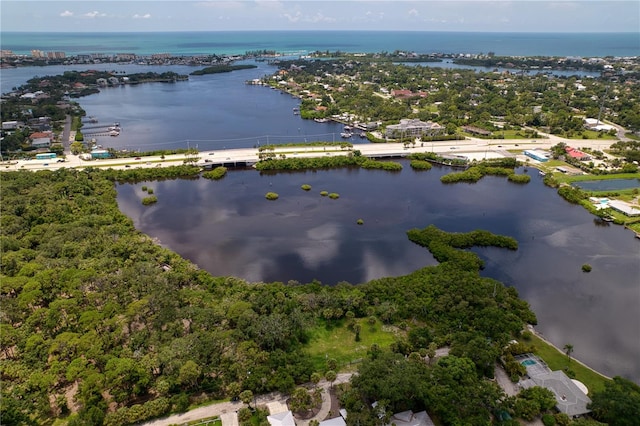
[135,157,141,160]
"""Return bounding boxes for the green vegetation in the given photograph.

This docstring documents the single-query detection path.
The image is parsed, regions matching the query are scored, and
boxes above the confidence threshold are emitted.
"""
[0,169,544,425]
[440,158,529,184]
[328,193,340,199]
[356,219,364,225]
[305,318,396,371]
[526,334,608,394]
[301,184,312,191]
[189,64,258,76]
[508,173,532,184]
[202,166,228,180]
[255,155,402,172]
[407,224,518,271]
[582,264,593,272]
[320,191,329,196]
[142,195,158,205]
[265,192,279,200]
[409,160,433,171]
[589,376,640,425]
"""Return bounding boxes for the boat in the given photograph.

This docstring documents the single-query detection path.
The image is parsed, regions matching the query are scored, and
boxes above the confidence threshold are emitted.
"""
[539,171,546,176]
[344,125,352,131]
[314,118,329,123]
[109,130,120,137]
[341,132,353,138]
[603,216,614,222]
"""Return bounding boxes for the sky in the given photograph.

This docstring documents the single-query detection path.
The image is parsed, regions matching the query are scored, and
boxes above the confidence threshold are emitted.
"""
[1,0,639,33]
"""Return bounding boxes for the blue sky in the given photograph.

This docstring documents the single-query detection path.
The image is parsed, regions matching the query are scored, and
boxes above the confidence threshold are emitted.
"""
[1,1,638,32]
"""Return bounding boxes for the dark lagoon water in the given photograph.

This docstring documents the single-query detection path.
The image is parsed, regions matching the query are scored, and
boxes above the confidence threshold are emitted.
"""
[116,163,640,383]
[573,178,640,192]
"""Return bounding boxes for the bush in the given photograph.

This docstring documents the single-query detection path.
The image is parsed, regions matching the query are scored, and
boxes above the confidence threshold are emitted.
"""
[356,219,364,225]
[329,193,340,199]
[582,264,592,272]
[320,191,329,196]
[265,192,279,200]
[202,166,228,180]
[542,413,556,426]
[142,195,158,205]
[508,174,531,184]
[301,184,312,191]
[141,186,148,192]
[410,160,433,171]
[147,188,154,194]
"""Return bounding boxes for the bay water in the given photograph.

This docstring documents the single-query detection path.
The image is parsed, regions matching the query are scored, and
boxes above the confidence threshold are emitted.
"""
[117,163,640,384]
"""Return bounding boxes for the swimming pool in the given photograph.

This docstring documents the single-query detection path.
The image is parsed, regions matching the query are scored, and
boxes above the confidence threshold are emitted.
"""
[521,359,537,366]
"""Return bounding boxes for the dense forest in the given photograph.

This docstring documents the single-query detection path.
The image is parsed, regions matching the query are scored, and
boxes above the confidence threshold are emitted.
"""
[0,167,535,425]
[1,167,638,425]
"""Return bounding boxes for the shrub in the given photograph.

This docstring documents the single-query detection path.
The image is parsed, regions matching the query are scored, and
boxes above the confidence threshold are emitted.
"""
[265,192,279,200]
[320,191,329,196]
[141,195,158,205]
[146,188,154,194]
[410,160,433,171]
[141,186,148,192]
[202,166,228,180]
[356,219,364,225]
[301,184,312,191]
[508,174,531,184]
[328,193,340,199]
[582,264,592,272]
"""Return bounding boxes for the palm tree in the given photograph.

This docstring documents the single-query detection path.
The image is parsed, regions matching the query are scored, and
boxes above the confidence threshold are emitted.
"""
[563,344,574,363]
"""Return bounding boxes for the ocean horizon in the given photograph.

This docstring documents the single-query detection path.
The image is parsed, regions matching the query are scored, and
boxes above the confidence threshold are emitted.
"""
[2,30,639,57]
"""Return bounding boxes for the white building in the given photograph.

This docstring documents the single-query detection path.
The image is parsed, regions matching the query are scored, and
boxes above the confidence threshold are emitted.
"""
[385,119,444,139]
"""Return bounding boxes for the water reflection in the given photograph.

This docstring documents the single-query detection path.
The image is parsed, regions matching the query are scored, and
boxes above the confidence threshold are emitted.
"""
[117,162,640,383]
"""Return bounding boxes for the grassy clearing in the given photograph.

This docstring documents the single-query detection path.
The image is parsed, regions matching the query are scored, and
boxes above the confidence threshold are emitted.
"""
[526,334,610,395]
[305,318,398,372]
[555,172,640,184]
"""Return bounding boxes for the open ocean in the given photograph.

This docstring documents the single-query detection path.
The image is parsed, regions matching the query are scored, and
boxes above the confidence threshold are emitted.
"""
[2,31,639,57]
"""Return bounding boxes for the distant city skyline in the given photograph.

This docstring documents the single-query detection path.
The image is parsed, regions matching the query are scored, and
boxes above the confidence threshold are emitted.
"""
[1,1,639,33]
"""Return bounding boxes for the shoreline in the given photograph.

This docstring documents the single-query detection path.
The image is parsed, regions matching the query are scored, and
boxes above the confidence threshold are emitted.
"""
[528,325,613,382]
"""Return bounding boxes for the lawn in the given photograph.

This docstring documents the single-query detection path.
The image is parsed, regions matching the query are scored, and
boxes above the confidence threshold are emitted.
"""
[526,334,610,395]
[305,318,399,372]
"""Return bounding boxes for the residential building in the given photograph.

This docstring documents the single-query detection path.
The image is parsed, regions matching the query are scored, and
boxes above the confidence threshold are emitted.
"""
[30,132,53,148]
[385,118,444,139]
[565,147,591,161]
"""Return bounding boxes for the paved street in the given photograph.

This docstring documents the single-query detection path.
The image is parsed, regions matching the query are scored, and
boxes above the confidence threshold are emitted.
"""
[0,136,619,173]
[138,374,352,426]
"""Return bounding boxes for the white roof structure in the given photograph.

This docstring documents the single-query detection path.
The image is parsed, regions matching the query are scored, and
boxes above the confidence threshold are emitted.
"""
[319,417,346,426]
[267,411,296,426]
[608,200,640,216]
[387,410,435,426]
[520,370,591,417]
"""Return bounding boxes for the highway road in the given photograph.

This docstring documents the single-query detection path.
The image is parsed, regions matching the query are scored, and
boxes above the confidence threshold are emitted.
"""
[0,136,618,173]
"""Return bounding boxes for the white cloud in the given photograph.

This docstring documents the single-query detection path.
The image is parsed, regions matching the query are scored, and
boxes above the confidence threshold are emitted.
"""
[84,11,107,18]
[60,10,73,17]
[133,13,152,19]
[408,8,419,17]
[283,11,302,22]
